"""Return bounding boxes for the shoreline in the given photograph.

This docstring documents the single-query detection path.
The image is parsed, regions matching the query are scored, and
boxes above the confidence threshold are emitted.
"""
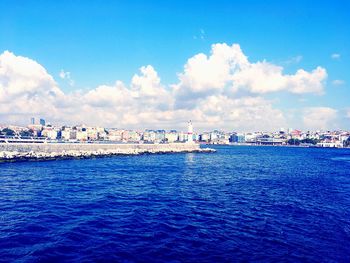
[204,143,349,149]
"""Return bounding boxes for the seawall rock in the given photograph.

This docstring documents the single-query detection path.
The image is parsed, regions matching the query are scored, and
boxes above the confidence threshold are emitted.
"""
[0,142,215,162]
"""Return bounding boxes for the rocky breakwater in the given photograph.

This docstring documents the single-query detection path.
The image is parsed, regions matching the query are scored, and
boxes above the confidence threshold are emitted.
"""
[0,142,215,162]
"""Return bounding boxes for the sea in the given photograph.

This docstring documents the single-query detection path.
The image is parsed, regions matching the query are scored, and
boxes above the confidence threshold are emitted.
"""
[0,145,350,262]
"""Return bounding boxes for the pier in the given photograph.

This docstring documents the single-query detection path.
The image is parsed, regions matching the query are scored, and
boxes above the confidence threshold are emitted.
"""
[0,141,215,161]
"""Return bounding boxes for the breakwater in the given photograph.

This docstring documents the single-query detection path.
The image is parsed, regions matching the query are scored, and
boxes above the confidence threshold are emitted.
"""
[0,142,215,161]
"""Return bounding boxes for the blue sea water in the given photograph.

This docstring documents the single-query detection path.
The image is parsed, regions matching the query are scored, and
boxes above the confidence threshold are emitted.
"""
[1,146,350,262]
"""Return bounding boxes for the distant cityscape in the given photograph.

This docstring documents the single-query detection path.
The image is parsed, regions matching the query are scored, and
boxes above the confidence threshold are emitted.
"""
[0,117,350,148]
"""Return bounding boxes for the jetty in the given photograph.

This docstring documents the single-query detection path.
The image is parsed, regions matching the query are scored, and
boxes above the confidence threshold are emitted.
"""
[0,142,215,161]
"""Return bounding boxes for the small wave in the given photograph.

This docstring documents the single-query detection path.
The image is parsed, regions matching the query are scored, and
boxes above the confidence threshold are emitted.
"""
[331,156,350,163]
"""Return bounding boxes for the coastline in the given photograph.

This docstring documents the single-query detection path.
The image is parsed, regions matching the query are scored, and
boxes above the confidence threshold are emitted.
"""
[0,142,215,162]
[204,143,349,149]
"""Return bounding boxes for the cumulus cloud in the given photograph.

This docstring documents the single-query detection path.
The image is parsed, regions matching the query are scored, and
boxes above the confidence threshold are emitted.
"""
[302,107,338,130]
[176,44,248,94]
[83,81,132,108]
[130,65,173,109]
[174,43,327,101]
[193,95,286,130]
[0,50,64,117]
[331,53,340,60]
[0,51,62,98]
[0,44,331,131]
[233,63,326,94]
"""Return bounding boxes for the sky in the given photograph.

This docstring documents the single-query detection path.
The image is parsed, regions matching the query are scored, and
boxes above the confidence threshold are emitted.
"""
[0,0,349,131]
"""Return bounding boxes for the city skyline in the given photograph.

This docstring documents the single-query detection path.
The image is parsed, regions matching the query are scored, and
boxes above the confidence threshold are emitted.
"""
[1,1,349,131]
[1,118,349,149]
[2,117,350,134]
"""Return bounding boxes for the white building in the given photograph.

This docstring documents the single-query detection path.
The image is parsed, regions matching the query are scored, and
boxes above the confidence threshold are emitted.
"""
[165,132,178,143]
[61,128,71,140]
[41,128,58,140]
[87,127,99,140]
[143,131,156,142]
[317,140,342,148]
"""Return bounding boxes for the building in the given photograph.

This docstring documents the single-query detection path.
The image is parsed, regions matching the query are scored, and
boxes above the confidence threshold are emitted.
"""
[178,131,188,142]
[129,131,141,142]
[107,129,123,141]
[317,140,342,148]
[86,127,98,140]
[41,127,58,140]
[290,130,302,139]
[256,136,284,145]
[27,124,43,137]
[199,133,210,142]
[142,130,156,142]
[165,131,178,143]
[230,133,245,143]
[61,127,72,140]
[76,128,88,141]
[244,133,257,143]
[155,130,166,142]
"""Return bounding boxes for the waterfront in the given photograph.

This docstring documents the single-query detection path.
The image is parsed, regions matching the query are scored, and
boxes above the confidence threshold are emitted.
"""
[1,146,350,262]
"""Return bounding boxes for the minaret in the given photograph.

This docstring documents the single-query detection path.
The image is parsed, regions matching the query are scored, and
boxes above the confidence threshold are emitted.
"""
[187,120,194,143]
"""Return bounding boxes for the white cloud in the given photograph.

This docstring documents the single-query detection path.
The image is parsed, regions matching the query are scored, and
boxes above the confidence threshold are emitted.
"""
[59,69,74,86]
[174,43,327,100]
[302,107,338,130]
[83,81,132,107]
[286,67,327,94]
[0,51,62,99]
[332,79,345,86]
[0,45,332,131]
[232,63,326,95]
[193,95,286,131]
[131,65,170,102]
[331,53,340,60]
[0,50,64,117]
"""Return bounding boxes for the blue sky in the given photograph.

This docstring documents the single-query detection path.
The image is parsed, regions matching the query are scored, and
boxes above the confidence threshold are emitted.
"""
[0,1,349,130]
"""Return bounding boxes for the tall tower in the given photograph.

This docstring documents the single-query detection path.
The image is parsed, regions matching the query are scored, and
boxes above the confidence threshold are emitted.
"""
[40,118,46,126]
[187,120,193,143]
